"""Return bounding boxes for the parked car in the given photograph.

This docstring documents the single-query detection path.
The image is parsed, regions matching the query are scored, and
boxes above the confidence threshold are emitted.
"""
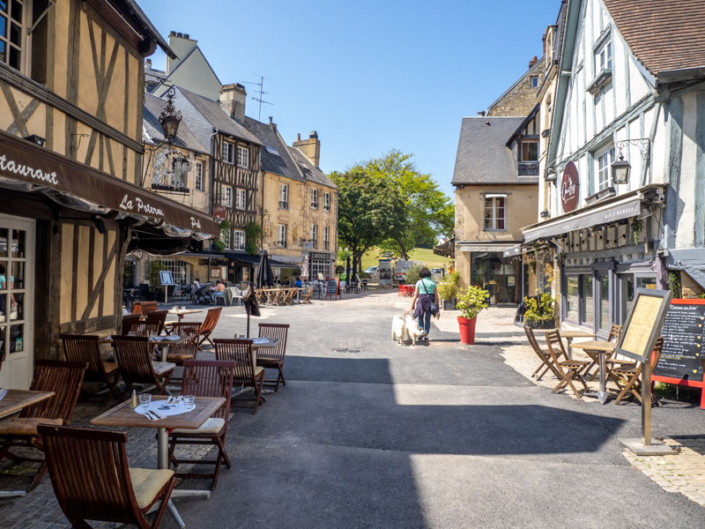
[431,268,445,279]
[364,266,379,275]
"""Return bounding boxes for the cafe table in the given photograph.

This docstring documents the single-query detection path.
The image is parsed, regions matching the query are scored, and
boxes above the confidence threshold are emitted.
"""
[559,329,595,359]
[571,340,616,404]
[92,395,225,529]
[0,389,55,497]
[100,334,190,362]
[167,308,203,321]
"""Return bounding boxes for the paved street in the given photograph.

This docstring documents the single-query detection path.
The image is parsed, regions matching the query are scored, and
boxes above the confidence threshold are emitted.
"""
[2,291,705,528]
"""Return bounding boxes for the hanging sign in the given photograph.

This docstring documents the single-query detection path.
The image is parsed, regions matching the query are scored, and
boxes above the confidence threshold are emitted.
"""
[561,161,579,213]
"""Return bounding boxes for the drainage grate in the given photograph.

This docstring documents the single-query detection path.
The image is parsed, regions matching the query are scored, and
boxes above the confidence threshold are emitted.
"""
[332,347,361,354]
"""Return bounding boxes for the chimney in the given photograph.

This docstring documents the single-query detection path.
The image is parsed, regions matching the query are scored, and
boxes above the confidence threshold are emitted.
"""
[219,83,247,122]
[529,55,538,69]
[268,116,277,130]
[167,31,197,74]
[145,58,152,70]
[542,32,547,54]
[293,131,321,168]
[477,111,486,117]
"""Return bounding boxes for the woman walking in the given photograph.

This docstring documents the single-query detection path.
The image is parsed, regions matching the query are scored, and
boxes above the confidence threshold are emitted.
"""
[411,268,441,341]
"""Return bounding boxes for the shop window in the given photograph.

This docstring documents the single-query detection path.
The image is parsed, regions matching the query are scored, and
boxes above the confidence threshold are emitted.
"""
[598,274,610,331]
[580,275,594,326]
[565,276,579,321]
[483,195,506,231]
[153,259,190,286]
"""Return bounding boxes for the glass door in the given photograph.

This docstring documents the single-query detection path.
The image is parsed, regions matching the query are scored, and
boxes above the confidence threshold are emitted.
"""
[0,214,34,390]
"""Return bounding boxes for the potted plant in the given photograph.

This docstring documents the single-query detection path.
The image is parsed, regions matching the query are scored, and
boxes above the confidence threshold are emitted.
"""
[455,285,490,344]
[438,271,460,310]
[523,293,556,329]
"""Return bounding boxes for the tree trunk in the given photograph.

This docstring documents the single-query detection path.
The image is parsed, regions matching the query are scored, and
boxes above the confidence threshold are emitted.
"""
[399,240,409,260]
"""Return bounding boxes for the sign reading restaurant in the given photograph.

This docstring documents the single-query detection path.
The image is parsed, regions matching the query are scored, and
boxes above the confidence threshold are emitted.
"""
[561,161,579,213]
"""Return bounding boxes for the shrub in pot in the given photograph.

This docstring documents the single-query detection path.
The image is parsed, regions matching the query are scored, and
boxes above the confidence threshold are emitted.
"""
[523,293,556,329]
[455,285,490,344]
[438,271,461,310]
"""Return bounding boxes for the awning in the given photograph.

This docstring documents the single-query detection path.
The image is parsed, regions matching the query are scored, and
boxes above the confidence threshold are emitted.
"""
[0,131,219,239]
[224,252,298,269]
[502,244,524,258]
[666,249,705,290]
[459,242,519,253]
[522,195,641,243]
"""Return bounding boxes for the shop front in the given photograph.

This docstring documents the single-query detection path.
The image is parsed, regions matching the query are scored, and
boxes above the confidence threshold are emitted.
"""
[309,252,333,280]
[460,243,523,305]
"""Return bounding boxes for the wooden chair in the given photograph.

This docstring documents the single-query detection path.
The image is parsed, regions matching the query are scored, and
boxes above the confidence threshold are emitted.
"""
[214,339,265,414]
[38,425,175,529]
[131,302,144,315]
[0,360,86,491]
[140,301,160,314]
[584,323,623,380]
[122,313,142,334]
[146,309,168,335]
[545,330,590,400]
[524,326,563,382]
[112,335,175,397]
[257,323,290,391]
[255,289,265,305]
[198,307,222,350]
[168,360,235,490]
[302,286,314,304]
[283,289,297,305]
[61,334,120,407]
[609,337,664,406]
[164,322,201,366]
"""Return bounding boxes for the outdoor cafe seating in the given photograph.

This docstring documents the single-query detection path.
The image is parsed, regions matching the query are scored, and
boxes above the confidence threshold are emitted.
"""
[257,323,290,392]
[608,336,665,406]
[61,334,121,407]
[214,339,266,414]
[112,336,175,397]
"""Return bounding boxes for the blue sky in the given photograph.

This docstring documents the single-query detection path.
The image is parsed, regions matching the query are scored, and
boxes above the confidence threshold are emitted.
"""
[142,0,560,197]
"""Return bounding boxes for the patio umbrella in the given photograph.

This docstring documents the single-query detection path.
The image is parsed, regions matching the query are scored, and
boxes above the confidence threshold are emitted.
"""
[257,251,274,288]
[301,254,309,279]
[241,285,261,337]
[345,256,351,287]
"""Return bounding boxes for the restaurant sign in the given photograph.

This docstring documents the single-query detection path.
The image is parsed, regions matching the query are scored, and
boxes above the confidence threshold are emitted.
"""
[310,252,330,260]
[561,161,579,213]
[0,132,219,237]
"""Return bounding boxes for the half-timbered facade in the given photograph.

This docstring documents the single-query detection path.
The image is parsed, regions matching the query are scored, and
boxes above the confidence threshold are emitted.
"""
[0,0,217,389]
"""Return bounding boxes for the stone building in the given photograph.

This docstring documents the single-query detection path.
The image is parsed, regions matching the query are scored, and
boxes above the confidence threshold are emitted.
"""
[486,57,544,117]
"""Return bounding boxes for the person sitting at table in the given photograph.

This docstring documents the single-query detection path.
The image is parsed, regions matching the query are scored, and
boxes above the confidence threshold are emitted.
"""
[294,276,303,288]
[282,277,291,287]
[273,277,281,287]
[213,280,226,301]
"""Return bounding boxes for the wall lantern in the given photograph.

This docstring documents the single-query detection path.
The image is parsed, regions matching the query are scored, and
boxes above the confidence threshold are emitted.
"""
[611,138,650,186]
[159,86,182,143]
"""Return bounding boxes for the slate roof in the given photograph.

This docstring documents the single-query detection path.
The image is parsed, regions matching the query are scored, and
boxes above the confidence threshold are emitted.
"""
[452,117,534,186]
[243,116,337,190]
[143,93,208,154]
[176,87,262,146]
[604,0,705,76]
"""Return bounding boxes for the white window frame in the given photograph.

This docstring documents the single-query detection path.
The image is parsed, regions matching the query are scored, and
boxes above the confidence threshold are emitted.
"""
[233,230,246,251]
[324,192,331,212]
[310,224,318,249]
[220,185,232,207]
[596,40,612,72]
[483,195,506,231]
[237,146,249,168]
[152,259,191,286]
[530,75,539,88]
[194,162,204,192]
[222,141,235,164]
[311,188,318,209]
[323,226,330,250]
[236,188,247,210]
[278,224,287,247]
[279,184,289,209]
[596,145,615,191]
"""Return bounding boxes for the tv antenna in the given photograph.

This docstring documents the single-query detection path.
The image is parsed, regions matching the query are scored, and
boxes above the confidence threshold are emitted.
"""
[243,75,273,121]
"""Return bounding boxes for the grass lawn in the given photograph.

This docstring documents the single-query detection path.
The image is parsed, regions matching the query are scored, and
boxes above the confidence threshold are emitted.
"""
[341,247,452,270]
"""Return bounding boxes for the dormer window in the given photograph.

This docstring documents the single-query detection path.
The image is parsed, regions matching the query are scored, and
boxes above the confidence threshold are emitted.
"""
[596,40,612,71]
[520,141,539,162]
[588,34,613,95]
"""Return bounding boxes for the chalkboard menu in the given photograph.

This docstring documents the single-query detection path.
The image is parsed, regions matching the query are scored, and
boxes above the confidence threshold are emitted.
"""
[654,301,705,382]
[325,279,340,299]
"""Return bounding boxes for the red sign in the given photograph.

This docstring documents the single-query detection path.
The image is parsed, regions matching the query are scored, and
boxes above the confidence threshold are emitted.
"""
[214,205,227,220]
[561,161,579,213]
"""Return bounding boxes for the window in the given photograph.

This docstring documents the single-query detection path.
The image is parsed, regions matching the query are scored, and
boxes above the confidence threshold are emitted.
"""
[194,162,204,192]
[233,230,246,251]
[152,259,190,286]
[596,40,612,71]
[236,188,246,210]
[581,275,594,326]
[311,189,318,209]
[599,274,610,331]
[565,276,579,321]
[323,226,330,250]
[597,146,615,191]
[222,141,234,164]
[277,224,287,247]
[483,195,506,231]
[265,145,280,156]
[279,184,289,209]
[220,229,231,250]
[237,146,249,168]
[310,224,318,249]
[324,192,331,212]
[220,185,232,207]
[530,75,539,88]
[0,1,50,82]
[520,141,539,162]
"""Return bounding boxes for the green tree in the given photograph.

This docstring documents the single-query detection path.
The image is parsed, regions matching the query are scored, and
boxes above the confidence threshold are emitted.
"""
[331,168,406,274]
[353,150,454,259]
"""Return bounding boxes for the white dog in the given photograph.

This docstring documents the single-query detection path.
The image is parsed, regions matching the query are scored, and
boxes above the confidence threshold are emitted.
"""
[404,315,423,346]
[392,315,406,345]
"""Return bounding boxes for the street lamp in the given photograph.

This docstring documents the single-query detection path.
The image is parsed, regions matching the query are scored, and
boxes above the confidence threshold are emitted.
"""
[611,138,650,186]
[159,86,182,142]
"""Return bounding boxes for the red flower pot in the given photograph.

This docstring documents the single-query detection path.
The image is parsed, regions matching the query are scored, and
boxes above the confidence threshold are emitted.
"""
[457,315,477,345]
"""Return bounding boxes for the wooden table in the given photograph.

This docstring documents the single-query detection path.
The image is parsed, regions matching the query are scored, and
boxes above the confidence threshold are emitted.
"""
[571,340,616,404]
[560,329,595,359]
[99,335,190,362]
[92,395,225,528]
[0,389,54,497]
[167,308,203,321]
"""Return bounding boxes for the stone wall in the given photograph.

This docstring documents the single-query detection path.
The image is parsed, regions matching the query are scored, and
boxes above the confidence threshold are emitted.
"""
[486,57,544,117]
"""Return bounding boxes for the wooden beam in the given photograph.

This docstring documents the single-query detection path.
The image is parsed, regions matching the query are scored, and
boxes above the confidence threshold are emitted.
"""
[80,233,119,321]
[60,315,116,335]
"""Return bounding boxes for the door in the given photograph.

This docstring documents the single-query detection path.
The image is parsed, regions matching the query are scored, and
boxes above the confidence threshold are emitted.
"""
[0,214,35,390]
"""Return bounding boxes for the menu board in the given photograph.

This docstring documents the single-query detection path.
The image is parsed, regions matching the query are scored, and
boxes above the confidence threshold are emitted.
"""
[654,301,705,382]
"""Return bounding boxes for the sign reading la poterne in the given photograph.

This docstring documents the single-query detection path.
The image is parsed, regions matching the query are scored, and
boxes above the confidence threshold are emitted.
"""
[561,162,579,213]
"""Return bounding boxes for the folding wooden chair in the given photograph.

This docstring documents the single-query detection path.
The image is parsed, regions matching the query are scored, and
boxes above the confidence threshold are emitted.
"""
[214,339,265,414]
[168,360,235,490]
[584,323,623,380]
[257,323,290,391]
[545,330,590,400]
[164,323,201,366]
[122,314,142,334]
[38,425,175,529]
[198,307,222,350]
[609,336,664,406]
[524,326,563,381]
[112,335,175,397]
[302,286,314,304]
[140,301,160,314]
[146,310,168,335]
[0,360,86,491]
[61,334,120,407]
